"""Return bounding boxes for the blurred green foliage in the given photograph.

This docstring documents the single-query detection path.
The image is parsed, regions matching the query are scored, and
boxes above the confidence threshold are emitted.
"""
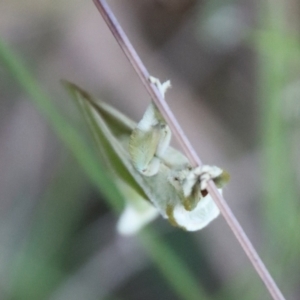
[1,0,300,299]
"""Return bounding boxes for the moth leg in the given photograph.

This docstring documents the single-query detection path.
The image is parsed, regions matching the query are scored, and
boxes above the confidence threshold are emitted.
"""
[129,125,162,176]
[149,76,172,157]
[129,77,172,176]
[168,165,201,211]
[155,123,171,158]
[169,165,230,211]
[193,165,230,191]
[149,76,171,99]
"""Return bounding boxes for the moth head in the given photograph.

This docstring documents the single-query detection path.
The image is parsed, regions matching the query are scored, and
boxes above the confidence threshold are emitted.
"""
[167,164,192,192]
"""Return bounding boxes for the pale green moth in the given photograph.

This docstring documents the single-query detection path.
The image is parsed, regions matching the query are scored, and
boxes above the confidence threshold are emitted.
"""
[64,78,229,235]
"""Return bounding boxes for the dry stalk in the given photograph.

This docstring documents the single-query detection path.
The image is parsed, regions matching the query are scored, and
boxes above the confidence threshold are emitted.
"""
[92,1,285,299]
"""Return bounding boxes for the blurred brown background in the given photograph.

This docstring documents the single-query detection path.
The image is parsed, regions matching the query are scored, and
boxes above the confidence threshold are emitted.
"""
[1,0,300,299]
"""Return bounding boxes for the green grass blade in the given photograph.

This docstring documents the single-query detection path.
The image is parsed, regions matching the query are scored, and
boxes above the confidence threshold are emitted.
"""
[0,38,123,212]
[140,228,209,300]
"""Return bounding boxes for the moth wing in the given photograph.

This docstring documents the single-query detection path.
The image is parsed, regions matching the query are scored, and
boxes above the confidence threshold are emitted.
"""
[63,81,147,198]
[116,178,159,235]
[129,126,162,175]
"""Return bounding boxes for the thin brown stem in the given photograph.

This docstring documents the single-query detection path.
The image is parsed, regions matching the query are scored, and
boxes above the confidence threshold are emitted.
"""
[92,1,286,299]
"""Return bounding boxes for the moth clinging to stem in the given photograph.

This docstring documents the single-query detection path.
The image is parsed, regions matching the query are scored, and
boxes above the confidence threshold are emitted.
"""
[64,77,230,235]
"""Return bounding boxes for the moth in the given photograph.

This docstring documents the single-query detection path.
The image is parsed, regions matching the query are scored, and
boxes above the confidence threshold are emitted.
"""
[64,77,229,235]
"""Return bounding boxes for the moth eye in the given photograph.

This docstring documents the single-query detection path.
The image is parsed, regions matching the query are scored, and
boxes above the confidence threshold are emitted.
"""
[201,190,208,197]
[174,177,179,181]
